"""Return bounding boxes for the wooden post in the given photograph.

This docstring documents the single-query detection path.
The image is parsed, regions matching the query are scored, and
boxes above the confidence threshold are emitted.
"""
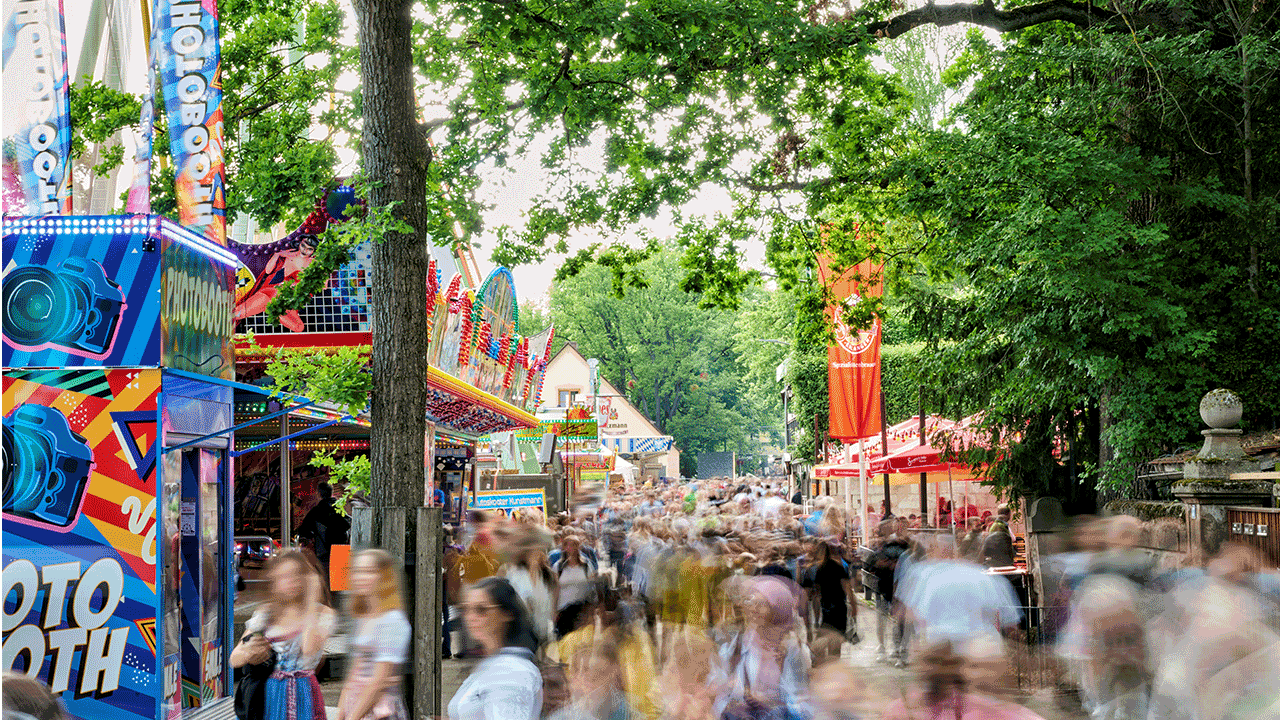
[350,505,442,718]
[417,507,444,719]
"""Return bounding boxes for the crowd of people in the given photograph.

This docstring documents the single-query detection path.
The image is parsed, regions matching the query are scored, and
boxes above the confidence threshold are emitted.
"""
[438,479,1280,720]
[6,478,1278,720]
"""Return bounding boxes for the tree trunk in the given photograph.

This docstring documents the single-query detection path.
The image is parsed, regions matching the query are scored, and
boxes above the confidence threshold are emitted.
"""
[353,0,430,510]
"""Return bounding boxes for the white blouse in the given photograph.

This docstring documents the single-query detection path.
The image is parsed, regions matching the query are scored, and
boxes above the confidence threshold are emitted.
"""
[447,648,542,720]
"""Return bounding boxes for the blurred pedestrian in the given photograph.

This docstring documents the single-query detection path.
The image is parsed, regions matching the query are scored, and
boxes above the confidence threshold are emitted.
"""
[716,576,811,720]
[869,522,909,664]
[448,577,543,720]
[231,550,335,720]
[2,672,67,720]
[881,642,1047,720]
[551,632,634,720]
[506,538,558,649]
[556,535,600,639]
[296,481,350,593]
[802,541,859,645]
[337,549,410,720]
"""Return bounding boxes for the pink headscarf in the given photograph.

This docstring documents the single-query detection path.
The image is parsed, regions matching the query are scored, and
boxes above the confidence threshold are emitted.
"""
[751,576,798,626]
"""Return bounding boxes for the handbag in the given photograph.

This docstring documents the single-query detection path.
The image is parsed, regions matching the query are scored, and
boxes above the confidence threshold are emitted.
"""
[234,638,277,720]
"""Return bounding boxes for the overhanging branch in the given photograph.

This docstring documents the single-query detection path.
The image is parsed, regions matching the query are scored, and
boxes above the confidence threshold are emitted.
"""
[865,0,1116,39]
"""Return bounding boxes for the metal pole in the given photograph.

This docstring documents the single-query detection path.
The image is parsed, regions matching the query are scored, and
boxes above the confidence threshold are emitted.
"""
[919,390,928,526]
[845,441,854,539]
[947,466,955,535]
[280,413,292,547]
[880,389,890,512]
[857,439,868,545]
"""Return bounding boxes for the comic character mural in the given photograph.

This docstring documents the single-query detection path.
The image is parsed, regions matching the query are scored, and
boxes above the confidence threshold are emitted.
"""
[232,185,360,333]
[2,368,161,720]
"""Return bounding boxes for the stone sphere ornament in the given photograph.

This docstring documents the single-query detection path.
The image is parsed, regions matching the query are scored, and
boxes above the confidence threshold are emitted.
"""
[1199,388,1243,429]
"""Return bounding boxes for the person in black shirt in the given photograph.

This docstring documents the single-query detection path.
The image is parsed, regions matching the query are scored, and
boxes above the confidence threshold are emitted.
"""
[802,541,859,641]
[296,481,350,592]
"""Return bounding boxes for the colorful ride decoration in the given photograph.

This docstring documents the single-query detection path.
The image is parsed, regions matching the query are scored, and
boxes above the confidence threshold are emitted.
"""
[2,0,73,216]
[3,215,239,719]
[235,223,555,435]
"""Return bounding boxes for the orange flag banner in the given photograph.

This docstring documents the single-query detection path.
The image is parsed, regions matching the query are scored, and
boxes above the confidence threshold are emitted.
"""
[817,256,883,441]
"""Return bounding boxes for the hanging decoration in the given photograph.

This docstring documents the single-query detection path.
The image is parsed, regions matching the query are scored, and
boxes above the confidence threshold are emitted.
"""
[818,252,884,441]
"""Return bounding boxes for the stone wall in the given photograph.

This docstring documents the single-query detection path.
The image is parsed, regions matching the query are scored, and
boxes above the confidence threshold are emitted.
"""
[1102,500,1190,552]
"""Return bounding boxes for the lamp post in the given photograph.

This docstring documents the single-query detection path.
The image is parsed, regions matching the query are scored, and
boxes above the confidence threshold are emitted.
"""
[587,357,603,493]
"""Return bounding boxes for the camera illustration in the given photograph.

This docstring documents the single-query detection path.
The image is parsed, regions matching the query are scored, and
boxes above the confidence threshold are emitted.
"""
[2,257,127,357]
[3,405,95,527]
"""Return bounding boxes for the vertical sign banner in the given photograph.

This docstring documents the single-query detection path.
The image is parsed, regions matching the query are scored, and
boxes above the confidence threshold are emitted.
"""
[155,0,226,246]
[818,255,883,441]
[1,0,72,215]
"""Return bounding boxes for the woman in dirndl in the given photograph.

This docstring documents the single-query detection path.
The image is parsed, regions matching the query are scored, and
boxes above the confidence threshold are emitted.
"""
[231,550,335,720]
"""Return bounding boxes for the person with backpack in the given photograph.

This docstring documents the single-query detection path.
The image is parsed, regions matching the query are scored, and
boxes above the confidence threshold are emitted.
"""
[869,521,911,665]
[296,481,350,593]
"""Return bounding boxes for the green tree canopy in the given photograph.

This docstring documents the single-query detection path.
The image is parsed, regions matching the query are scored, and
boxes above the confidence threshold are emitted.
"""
[549,244,775,462]
[70,0,351,228]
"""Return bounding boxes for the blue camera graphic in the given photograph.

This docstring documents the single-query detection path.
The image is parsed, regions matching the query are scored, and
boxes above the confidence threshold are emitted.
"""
[2,405,95,528]
[2,257,126,357]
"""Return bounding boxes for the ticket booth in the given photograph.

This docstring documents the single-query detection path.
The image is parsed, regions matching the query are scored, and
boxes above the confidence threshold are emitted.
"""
[2,215,239,719]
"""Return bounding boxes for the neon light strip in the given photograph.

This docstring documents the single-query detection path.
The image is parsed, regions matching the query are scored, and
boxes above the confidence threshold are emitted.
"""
[156,217,241,268]
[4,214,241,268]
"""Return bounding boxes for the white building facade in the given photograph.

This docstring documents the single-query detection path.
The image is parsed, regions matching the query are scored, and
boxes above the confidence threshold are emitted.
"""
[537,343,681,481]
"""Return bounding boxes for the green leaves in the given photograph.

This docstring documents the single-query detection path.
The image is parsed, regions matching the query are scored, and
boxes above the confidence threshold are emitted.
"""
[265,177,411,323]
[549,242,770,457]
[256,340,374,419]
[68,80,141,177]
[307,449,371,514]
[868,15,1280,501]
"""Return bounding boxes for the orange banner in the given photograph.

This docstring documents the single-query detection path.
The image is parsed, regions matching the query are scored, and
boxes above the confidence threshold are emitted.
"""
[817,256,883,440]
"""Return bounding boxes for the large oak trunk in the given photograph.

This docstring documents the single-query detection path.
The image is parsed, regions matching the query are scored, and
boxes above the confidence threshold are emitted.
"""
[353,0,430,510]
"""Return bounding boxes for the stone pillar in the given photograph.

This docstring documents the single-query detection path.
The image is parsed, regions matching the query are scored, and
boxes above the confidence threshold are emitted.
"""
[1025,497,1067,617]
[1172,389,1266,554]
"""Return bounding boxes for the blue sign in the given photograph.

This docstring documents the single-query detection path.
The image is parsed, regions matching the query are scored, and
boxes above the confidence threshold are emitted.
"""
[473,489,546,511]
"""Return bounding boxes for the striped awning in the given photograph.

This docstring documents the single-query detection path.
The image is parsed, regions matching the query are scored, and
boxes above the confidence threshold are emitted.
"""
[602,436,674,453]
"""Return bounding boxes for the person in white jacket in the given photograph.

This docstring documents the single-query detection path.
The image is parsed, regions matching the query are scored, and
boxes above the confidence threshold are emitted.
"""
[505,544,558,649]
